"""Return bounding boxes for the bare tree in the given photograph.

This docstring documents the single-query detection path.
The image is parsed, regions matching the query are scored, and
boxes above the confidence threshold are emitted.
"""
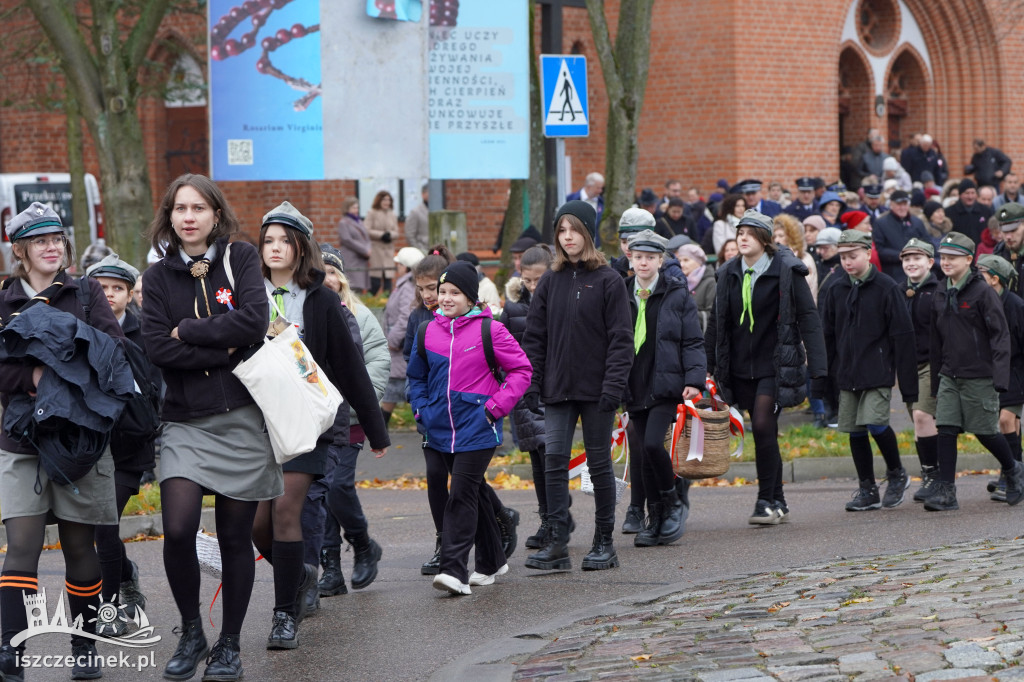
[585,0,654,250]
[23,0,182,266]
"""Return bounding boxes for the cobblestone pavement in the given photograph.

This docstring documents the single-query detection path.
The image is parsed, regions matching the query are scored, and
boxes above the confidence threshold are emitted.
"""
[512,538,1024,681]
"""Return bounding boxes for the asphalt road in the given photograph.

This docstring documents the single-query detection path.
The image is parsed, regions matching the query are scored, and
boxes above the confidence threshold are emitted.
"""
[17,472,1024,682]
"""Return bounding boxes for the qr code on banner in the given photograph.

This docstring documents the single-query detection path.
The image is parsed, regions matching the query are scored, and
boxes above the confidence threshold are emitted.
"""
[227,139,253,165]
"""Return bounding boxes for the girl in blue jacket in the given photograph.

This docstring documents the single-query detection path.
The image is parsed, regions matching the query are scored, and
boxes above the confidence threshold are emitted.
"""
[407,261,532,595]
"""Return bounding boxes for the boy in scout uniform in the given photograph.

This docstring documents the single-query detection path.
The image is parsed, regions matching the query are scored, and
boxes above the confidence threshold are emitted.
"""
[899,238,943,502]
[927,232,1024,511]
[992,202,1024,298]
[977,254,1024,500]
[820,230,918,511]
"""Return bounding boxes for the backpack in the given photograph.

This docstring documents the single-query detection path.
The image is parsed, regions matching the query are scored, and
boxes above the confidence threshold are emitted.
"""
[78,277,162,441]
[417,316,504,384]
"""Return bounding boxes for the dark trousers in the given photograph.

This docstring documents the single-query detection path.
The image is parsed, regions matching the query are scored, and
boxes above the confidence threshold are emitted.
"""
[628,403,678,506]
[301,442,367,565]
[429,447,505,583]
[544,401,616,530]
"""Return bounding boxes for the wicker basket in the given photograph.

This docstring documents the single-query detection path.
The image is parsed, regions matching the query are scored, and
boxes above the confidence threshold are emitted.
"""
[580,463,629,503]
[195,531,223,579]
[668,398,732,479]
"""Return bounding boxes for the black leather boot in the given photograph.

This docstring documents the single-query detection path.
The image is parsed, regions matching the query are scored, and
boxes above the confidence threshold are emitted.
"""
[581,526,618,571]
[266,610,298,650]
[524,520,570,570]
[346,532,382,590]
[634,503,662,547]
[525,513,549,549]
[0,643,23,682]
[658,487,687,545]
[420,532,442,575]
[496,507,520,559]
[294,563,318,623]
[164,615,209,680]
[318,547,347,596]
[201,634,242,682]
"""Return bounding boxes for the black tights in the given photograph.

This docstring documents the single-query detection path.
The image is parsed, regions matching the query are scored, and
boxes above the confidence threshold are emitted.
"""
[731,378,783,503]
[95,483,137,602]
[161,478,258,636]
[3,516,98,580]
[252,471,314,617]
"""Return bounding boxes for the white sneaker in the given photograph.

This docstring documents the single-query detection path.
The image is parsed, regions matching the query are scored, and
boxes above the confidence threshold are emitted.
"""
[468,564,509,586]
[432,572,471,595]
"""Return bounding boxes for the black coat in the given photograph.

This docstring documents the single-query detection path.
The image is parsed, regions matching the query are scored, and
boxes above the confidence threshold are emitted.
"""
[820,267,918,400]
[903,145,949,185]
[624,274,706,411]
[902,272,942,365]
[110,311,159,476]
[947,201,993,245]
[929,272,1010,394]
[523,262,634,404]
[966,146,1012,188]
[705,246,827,408]
[872,211,932,281]
[992,241,1024,299]
[500,280,545,452]
[999,289,1024,407]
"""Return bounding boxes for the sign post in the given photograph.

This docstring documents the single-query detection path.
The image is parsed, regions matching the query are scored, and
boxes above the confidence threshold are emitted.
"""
[540,54,589,216]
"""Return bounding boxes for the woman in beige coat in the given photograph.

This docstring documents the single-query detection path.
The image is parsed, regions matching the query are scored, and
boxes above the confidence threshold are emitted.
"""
[365,190,398,294]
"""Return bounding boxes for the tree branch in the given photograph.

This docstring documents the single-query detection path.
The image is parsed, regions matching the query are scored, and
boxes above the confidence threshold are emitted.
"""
[24,0,104,118]
[126,0,173,74]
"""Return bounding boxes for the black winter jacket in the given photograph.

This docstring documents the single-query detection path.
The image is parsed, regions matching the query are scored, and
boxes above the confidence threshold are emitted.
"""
[142,239,268,422]
[624,274,706,412]
[820,267,918,400]
[523,262,633,404]
[872,212,931,281]
[705,246,827,408]
[902,272,942,365]
[999,289,1024,407]
[501,279,545,452]
[947,201,993,245]
[929,272,1010,393]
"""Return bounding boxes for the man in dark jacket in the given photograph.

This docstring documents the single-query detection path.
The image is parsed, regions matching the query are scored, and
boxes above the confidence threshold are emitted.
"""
[947,178,993,245]
[872,190,932,281]
[731,179,781,218]
[783,177,819,222]
[902,134,949,185]
[993,202,1024,298]
[926,233,1024,511]
[966,139,1012,189]
[819,230,918,512]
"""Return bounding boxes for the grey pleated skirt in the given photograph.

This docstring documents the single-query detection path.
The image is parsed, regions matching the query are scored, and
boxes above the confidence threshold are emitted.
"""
[159,404,283,501]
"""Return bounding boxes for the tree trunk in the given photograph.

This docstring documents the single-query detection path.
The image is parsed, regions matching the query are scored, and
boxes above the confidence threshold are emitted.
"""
[585,0,654,253]
[64,91,90,271]
[496,179,526,289]
[527,1,547,236]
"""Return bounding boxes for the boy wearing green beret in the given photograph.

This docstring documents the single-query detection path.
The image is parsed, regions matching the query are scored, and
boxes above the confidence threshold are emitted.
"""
[993,202,1024,298]
[899,238,943,502]
[977,254,1024,500]
[927,233,1024,511]
[820,230,918,511]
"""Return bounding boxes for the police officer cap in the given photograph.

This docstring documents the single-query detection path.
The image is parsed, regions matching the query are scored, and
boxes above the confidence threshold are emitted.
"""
[736,209,773,236]
[618,207,656,234]
[900,238,934,259]
[997,202,1024,231]
[827,182,847,193]
[730,179,762,195]
[795,177,815,191]
[978,254,1015,284]
[837,230,872,253]
[86,252,140,289]
[626,229,668,254]
[863,184,883,199]
[262,200,313,238]
[6,202,64,242]
[938,232,975,257]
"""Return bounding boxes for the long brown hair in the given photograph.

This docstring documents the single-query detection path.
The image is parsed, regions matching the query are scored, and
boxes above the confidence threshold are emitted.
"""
[149,174,240,257]
[552,214,607,271]
[258,222,325,290]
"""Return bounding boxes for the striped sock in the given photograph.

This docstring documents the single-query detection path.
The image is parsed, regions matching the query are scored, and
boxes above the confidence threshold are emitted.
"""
[65,577,102,635]
[0,571,38,646]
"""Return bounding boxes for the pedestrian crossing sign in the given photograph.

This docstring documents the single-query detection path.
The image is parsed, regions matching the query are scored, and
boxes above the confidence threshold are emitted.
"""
[540,54,589,138]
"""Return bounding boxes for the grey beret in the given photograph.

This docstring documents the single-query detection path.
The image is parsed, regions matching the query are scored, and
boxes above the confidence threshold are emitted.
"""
[86,252,141,289]
[6,202,64,241]
[262,200,313,238]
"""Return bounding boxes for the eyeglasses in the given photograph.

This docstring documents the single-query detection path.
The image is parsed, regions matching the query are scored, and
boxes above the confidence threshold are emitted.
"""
[28,234,66,249]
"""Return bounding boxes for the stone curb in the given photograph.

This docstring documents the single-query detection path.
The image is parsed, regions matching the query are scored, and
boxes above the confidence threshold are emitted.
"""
[0,507,217,549]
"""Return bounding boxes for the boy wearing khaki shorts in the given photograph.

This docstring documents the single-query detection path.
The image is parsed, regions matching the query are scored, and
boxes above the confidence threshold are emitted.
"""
[899,238,942,502]
[927,232,1024,511]
[820,230,918,512]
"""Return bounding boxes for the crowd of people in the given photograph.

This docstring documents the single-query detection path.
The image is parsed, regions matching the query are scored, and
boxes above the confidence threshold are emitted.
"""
[1,138,1023,680]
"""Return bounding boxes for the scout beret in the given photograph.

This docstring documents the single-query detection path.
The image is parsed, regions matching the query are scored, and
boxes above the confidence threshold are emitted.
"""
[618,207,656,234]
[837,230,872,253]
[86,253,140,289]
[626,229,667,253]
[997,202,1024,231]
[900,238,934,258]
[978,254,1015,284]
[736,209,773,236]
[262,200,313,238]
[6,201,64,241]
[938,232,975,257]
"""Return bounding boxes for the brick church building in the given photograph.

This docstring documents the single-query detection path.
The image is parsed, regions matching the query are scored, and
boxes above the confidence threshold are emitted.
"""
[1,0,1022,255]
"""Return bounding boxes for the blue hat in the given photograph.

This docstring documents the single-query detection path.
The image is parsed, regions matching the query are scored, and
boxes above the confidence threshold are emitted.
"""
[819,191,846,210]
[863,184,883,199]
[730,179,762,195]
[6,202,64,241]
[795,177,815,191]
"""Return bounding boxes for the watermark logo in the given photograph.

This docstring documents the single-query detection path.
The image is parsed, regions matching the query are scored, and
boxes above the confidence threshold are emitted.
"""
[10,588,161,648]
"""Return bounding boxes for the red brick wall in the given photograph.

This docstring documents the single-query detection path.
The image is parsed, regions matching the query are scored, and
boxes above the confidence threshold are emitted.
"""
[3,0,1024,255]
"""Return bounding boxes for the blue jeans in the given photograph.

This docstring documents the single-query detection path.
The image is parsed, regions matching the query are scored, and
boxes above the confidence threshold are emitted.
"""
[544,401,616,530]
[301,442,367,565]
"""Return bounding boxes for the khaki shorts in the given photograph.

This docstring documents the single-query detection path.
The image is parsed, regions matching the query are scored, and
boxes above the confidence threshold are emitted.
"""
[838,387,892,433]
[935,375,1000,435]
[0,449,117,524]
[911,363,937,417]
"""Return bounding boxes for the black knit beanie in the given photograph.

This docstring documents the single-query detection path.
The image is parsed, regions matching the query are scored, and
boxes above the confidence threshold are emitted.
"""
[554,200,597,241]
[438,261,479,304]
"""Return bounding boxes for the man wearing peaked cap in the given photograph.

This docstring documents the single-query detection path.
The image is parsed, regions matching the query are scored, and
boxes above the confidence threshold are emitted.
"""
[993,202,1024,298]
[861,184,886,225]
[783,177,818,222]
[872,187,931,281]
[731,178,781,218]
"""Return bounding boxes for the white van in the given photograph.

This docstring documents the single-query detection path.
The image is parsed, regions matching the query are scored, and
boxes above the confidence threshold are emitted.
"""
[0,173,104,271]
